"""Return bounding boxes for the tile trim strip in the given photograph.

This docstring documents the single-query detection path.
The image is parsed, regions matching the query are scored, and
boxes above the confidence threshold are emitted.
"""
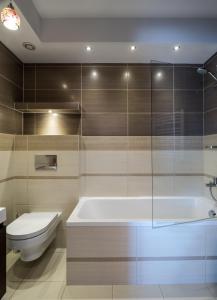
[0,173,207,183]
[67,256,217,262]
[81,173,204,177]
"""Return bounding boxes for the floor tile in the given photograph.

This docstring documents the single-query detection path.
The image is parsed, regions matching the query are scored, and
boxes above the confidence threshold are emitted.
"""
[1,282,20,300]
[61,285,112,299]
[207,284,217,297]
[23,248,66,282]
[11,281,65,300]
[7,253,34,282]
[113,285,163,299]
[160,284,215,299]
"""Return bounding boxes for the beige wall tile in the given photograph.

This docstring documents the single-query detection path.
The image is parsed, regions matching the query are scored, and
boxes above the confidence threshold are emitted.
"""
[80,175,127,197]
[28,135,79,151]
[81,136,128,151]
[81,150,127,174]
[127,175,152,196]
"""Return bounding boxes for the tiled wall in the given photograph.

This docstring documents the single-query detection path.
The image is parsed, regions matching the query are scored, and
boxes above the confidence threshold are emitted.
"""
[13,135,80,247]
[22,63,203,137]
[0,42,23,224]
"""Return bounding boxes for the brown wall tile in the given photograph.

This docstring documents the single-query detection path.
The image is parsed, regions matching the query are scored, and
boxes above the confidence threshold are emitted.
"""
[36,89,81,104]
[127,66,151,89]
[128,114,151,136]
[0,42,23,88]
[128,90,151,113]
[36,65,81,89]
[151,66,173,90]
[82,113,127,136]
[174,66,203,90]
[82,65,127,89]
[175,90,203,113]
[82,90,127,113]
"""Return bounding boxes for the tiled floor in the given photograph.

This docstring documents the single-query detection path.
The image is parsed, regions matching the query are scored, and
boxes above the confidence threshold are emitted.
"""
[2,247,217,299]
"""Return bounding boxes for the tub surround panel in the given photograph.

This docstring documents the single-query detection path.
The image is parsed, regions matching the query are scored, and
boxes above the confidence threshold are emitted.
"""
[67,227,137,258]
[67,261,137,285]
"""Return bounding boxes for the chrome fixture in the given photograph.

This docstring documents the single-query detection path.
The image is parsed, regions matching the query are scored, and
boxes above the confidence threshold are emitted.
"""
[205,145,217,150]
[208,210,216,218]
[197,67,217,82]
[35,155,57,170]
[206,178,217,203]
[206,177,217,188]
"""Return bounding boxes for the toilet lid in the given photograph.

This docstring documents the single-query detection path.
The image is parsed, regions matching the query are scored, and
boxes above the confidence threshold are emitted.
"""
[7,212,59,240]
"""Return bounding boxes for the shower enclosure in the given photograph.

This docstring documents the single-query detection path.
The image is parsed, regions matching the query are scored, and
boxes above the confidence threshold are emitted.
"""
[151,60,217,226]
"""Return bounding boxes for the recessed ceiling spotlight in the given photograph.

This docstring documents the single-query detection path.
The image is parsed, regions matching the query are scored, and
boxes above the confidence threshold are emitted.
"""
[23,42,36,51]
[48,110,52,114]
[130,45,136,52]
[173,45,181,52]
[1,1,20,31]
[86,45,92,52]
[53,113,58,117]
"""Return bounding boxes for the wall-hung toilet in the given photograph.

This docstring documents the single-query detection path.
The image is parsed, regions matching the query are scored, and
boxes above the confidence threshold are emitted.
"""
[7,212,62,262]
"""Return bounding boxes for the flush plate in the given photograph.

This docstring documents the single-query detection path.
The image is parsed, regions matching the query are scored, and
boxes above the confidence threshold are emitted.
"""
[35,155,57,170]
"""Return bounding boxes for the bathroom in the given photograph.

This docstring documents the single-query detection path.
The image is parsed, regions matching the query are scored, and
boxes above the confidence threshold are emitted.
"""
[1,0,217,299]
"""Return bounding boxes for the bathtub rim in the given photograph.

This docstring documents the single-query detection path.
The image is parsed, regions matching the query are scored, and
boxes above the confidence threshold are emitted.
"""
[66,196,217,227]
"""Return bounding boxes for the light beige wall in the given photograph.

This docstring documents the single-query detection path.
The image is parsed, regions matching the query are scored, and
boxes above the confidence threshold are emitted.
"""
[12,135,80,247]
[80,135,204,198]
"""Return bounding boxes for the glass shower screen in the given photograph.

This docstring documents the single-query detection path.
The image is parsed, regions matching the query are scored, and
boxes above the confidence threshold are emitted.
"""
[151,60,213,227]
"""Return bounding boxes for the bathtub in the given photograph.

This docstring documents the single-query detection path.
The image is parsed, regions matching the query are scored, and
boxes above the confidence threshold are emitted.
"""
[66,197,217,285]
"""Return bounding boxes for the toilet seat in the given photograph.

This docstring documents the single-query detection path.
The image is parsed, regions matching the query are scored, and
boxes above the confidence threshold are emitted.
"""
[7,212,59,240]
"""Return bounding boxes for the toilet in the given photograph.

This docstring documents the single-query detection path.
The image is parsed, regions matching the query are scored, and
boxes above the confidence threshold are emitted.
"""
[7,212,62,262]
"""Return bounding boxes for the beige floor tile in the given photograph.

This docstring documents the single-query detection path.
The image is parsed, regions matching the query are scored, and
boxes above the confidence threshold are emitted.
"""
[160,284,215,299]
[61,285,112,299]
[113,285,163,299]
[7,253,34,282]
[24,248,66,282]
[207,284,217,298]
[1,282,20,300]
[11,281,65,300]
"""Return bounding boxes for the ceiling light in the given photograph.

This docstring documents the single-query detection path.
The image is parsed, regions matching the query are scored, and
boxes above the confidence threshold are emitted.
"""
[156,72,163,79]
[1,1,20,31]
[23,42,36,51]
[130,45,136,52]
[173,45,181,51]
[124,71,130,79]
[48,110,52,114]
[62,83,68,89]
[86,45,92,52]
[91,70,98,78]
[53,113,58,117]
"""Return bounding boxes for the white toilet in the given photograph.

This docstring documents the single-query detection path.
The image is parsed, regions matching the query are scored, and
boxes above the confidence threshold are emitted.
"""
[7,212,62,262]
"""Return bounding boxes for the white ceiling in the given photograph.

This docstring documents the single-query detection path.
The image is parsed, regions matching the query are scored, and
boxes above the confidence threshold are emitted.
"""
[0,0,217,63]
[32,0,217,18]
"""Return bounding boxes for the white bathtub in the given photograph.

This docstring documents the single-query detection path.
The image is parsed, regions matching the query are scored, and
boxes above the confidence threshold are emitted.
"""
[67,196,216,226]
[66,197,217,285]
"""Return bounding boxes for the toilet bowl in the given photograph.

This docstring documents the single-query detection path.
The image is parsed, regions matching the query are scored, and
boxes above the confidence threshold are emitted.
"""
[7,212,62,262]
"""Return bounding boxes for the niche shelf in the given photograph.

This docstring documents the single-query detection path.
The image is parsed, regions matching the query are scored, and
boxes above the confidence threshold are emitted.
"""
[15,102,81,114]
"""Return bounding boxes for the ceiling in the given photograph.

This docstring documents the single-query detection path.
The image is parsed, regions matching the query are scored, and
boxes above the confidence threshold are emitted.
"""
[32,0,217,18]
[0,0,217,63]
